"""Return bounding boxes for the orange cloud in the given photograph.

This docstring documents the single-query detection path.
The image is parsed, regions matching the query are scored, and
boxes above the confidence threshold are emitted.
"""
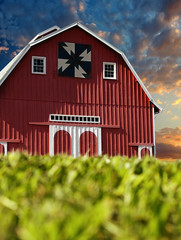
[156,127,181,147]
[174,90,181,97]
[172,98,181,105]
[157,99,163,104]
[140,58,181,94]
[176,80,181,86]
[10,49,21,59]
[111,33,124,45]
[0,46,9,53]
[142,77,147,83]
[79,1,84,12]
[171,115,178,120]
[97,30,108,39]
[61,0,78,16]
[85,23,109,40]
[169,16,179,28]
[164,0,181,21]
[157,143,181,159]
[156,127,181,159]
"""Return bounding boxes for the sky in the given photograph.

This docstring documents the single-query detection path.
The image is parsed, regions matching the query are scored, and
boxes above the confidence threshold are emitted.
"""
[0,0,181,159]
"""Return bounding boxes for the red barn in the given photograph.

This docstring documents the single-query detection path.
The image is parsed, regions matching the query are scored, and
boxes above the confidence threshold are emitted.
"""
[0,22,161,158]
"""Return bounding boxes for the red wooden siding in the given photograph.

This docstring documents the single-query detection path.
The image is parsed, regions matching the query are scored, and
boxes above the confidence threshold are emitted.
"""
[141,148,150,158]
[79,131,97,156]
[54,130,71,155]
[0,144,4,154]
[0,26,155,157]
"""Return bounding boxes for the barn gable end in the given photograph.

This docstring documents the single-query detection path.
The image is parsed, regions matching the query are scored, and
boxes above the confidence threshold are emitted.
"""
[0,22,161,157]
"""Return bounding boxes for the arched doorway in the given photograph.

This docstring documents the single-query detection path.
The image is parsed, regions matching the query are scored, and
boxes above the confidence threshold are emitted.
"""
[0,144,4,155]
[54,130,71,155]
[79,131,97,156]
[141,148,150,158]
[138,146,152,159]
[49,125,102,157]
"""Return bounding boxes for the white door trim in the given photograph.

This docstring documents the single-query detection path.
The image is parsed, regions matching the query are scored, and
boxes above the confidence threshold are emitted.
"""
[49,125,102,158]
[0,142,7,156]
[138,146,152,159]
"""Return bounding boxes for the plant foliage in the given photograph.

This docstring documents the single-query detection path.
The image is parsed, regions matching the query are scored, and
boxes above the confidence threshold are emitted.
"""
[0,152,181,240]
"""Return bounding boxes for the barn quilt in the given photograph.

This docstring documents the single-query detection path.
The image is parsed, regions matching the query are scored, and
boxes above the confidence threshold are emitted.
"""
[58,42,91,78]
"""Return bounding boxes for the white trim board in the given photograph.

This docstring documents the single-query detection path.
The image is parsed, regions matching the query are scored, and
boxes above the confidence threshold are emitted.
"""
[0,22,162,113]
[0,142,7,156]
[32,56,46,74]
[49,125,102,158]
[138,146,152,159]
[29,25,60,44]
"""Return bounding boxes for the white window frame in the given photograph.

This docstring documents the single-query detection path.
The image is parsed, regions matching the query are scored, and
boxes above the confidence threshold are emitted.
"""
[49,114,100,124]
[32,56,46,74]
[103,62,116,80]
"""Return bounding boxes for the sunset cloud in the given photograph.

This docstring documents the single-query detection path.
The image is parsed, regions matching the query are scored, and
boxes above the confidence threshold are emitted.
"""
[138,57,181,94]
[148,28,181,58]
[110,33,124,45]
[157,99,163,105]
[157,143,181,159]
[172,98,181,105]
[171,115,179,120]
[79,1,85,12]
[156,127,181,158]
[156,127,181,147]
[175,90,181,97]
[10,49,21,59]
[164,0,181,21]
[84,23,110,40]
[0,46,9,53]
[97,30,109,39]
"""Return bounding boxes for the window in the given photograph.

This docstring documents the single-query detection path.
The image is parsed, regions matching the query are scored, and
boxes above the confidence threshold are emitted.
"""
[32,56,46,74]
[49,114,100,124]
[103,62,116,79]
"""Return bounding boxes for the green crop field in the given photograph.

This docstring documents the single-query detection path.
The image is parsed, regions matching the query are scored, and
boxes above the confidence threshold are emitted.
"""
[0,152,180,240]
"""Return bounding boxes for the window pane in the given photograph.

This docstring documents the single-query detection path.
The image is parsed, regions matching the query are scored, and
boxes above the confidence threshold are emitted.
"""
[104,63,115,79]
[33,57,45,73]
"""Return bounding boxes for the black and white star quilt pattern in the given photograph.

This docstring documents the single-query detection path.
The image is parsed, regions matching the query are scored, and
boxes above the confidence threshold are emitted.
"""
[58,42,91,78]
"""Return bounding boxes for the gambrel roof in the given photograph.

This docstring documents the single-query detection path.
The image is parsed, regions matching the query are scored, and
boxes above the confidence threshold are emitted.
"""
[0,22,162,113]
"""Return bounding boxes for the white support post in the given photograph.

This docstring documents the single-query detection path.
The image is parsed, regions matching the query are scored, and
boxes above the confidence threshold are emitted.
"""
[0,142,8,156]
[4,142,7,156]
[152,107,156,157]
[49,125,55,156]
[138,146,142,159]
[72,126,77,158]
[97,128,102,156]
[149,146,152,157]
[69,126,74,157]
[76,127,80,158]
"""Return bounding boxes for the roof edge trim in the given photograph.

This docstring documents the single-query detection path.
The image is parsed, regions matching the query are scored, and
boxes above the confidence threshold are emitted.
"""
[30,22,78,46]
[0,45,30,86]
[30,25,60,44]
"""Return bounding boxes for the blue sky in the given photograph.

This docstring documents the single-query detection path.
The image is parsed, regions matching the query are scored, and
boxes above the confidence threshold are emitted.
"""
[0,0,181,158]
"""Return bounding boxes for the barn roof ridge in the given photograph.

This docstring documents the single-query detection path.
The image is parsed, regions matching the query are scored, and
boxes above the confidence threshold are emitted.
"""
[0,22,162,112]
